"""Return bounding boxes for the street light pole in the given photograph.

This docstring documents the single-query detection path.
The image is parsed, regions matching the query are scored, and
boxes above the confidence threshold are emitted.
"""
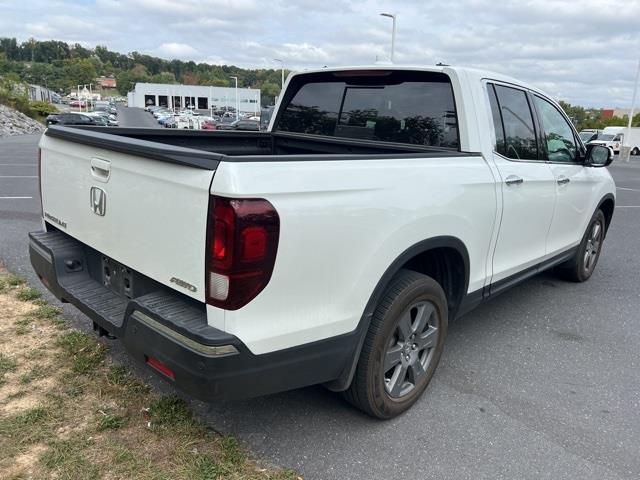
[230,76,239,120]
[380,13,397,62]
[273,59,284,91]
[624,59,640,162]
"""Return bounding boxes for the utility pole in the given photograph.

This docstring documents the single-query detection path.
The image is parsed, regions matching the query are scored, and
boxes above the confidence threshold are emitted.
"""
[230,76,239,120]
[624,59,640,163]
[380,13,397,62]
[209,85,213,118]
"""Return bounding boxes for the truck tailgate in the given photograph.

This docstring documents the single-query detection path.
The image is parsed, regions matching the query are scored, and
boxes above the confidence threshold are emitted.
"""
[39,131,215,301]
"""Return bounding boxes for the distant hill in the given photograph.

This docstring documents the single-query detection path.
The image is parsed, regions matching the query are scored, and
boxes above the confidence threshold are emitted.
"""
[0,38,285,105]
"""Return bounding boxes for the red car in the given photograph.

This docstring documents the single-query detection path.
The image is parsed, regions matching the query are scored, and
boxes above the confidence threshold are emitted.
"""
[201,120,218,130]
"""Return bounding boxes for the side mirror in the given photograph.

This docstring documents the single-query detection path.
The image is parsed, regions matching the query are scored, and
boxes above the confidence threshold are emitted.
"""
[585,144,613,167]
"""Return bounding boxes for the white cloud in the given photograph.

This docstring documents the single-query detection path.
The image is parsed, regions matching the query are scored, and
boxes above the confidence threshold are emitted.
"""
[156,43,199,58]
[3,0,640,107]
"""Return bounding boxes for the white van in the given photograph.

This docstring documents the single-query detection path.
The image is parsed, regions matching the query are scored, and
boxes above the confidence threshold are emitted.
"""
[589,126,625,153]
[623,127,640,155]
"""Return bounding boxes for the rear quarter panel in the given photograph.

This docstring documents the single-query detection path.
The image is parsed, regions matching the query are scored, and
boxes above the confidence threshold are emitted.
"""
[209,156,498,354]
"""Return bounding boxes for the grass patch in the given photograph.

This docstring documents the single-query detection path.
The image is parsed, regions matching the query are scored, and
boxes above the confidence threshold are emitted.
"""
[0,406,50,448]
[0,273,25,293]
[219,436,245,466]
[105,364,150,399]
[27,304,66,328]
[56,331,107,375]
[96,411,126,431]
[19,366,47,385]
[16,287,41,302]
[179,452,228,480]
[40,437,99,480]
[0,268,300,479]
[0,353,17,384]
[14,317,33,335]
[149,395,193,428]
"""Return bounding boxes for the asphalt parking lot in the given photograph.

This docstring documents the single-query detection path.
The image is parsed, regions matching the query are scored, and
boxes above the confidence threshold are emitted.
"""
[1,129,639,480]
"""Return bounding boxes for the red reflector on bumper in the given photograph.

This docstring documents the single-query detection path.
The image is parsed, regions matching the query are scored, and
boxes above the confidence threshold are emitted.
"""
[146,356,175,380]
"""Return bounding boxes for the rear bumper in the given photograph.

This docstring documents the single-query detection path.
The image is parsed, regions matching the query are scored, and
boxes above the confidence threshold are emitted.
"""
[29,229,356,401]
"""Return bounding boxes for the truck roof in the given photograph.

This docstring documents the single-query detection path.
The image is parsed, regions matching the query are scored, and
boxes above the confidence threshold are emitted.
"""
[290,64,553,104]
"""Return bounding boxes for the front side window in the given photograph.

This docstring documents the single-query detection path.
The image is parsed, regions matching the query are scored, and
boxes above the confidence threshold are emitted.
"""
[492,84,538,160]
[276,71,459,149]
[533,96,578,163]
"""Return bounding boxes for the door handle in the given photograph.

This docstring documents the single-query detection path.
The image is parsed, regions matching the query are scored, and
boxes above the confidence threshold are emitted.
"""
[505,175,524,186]
[90,157,111,182]
[557,176,570,185]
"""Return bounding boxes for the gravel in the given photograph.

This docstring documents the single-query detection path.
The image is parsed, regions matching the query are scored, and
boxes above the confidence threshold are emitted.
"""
[0,104,45,137]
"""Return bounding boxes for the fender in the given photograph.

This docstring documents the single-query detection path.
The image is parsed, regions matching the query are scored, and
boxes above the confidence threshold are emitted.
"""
[324,235,470,392]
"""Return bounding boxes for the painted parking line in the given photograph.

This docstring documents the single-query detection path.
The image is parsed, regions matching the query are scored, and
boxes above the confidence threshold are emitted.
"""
[0,176,38,178]
[0,196,33,199]
[617,206,640,208]
[617,187,640,192]
[0,164,38,166]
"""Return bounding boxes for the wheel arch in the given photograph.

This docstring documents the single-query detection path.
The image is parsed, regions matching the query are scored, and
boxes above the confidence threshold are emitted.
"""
[325,235,470,392]
[597,193,615,236]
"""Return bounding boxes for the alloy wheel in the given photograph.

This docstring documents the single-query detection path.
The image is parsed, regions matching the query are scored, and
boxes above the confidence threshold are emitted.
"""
[583,219,603,274]
[383,301,440,398]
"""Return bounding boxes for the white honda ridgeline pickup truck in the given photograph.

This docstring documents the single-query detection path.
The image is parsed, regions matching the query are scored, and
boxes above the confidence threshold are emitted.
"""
[30,66,615,419]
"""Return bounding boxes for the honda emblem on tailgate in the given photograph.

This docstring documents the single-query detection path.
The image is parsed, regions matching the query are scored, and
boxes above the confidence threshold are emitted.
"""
[90,187,106,216]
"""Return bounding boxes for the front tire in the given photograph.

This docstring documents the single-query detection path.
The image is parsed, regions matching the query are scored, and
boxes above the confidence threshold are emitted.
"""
[344,269,448,419]
[557,209,606,282]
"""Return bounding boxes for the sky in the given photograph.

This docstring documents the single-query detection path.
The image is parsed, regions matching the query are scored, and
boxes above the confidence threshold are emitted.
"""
[1,0,639,107]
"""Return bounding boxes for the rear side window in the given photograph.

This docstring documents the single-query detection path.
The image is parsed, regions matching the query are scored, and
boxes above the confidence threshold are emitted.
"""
[490,84,539,160]
[276,71,460,149]
[487,85,506,156]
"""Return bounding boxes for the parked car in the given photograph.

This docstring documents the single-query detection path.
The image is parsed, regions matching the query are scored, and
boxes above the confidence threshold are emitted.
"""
[87,112,118,127]
[578,129,602,144]
[69,100,86,108]
[217,119,260,131]
[200,119,218,130]
[157,114,176,126]
[45,112,100,126]
[85,114,109,126]
[32,65,615,419]
[153,108,172,119]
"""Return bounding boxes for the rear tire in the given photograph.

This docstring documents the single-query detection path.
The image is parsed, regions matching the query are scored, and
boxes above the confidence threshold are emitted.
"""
[632,147,640,156]
[556,209,606,282]
[343,269,448,419]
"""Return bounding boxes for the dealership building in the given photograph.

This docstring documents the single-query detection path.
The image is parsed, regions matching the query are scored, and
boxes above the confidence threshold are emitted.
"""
[127,83,261,113]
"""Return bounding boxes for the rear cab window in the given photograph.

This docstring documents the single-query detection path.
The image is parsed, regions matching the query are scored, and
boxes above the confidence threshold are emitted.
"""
[488,83,539,161]
[274,70,460,149]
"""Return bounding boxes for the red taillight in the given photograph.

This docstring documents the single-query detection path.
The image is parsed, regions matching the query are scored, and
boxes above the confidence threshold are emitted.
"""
[205,195,279,310]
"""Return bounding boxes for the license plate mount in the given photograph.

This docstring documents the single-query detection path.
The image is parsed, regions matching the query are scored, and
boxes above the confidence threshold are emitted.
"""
[101,256,134,299]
